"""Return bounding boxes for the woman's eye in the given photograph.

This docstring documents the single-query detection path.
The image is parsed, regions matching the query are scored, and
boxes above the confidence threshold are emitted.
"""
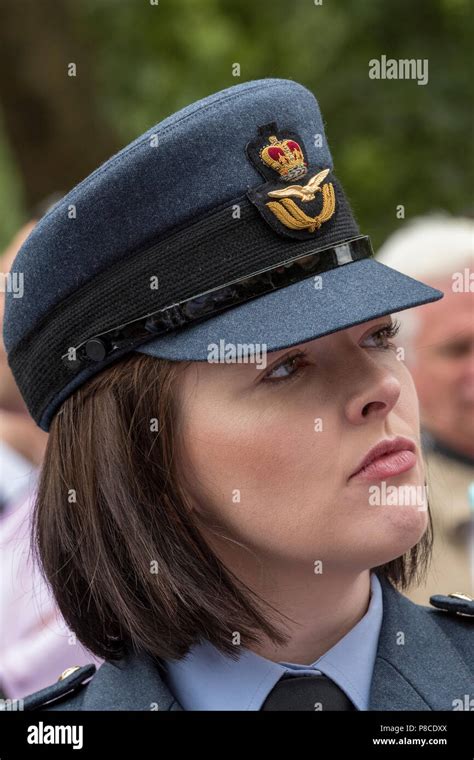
[260,321,400,386]
[262,351,308,383]
[363,319,401,349]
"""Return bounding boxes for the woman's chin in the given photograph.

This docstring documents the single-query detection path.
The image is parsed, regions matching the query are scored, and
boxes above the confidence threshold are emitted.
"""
[362,502,429,567]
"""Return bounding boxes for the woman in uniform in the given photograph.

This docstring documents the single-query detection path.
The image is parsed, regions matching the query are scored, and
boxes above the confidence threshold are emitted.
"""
[3,78,473,711]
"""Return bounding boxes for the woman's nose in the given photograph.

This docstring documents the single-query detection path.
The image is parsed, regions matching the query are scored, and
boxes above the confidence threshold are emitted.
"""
[344,365,402,425]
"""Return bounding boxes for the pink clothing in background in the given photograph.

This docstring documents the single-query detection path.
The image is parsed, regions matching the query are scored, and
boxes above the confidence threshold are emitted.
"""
[0,489,102,698]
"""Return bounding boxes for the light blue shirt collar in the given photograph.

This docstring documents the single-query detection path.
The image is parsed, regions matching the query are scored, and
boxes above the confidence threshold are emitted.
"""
[163,572,383,710]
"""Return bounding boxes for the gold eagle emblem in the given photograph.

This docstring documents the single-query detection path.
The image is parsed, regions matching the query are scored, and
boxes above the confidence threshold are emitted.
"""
[265,169,336,233]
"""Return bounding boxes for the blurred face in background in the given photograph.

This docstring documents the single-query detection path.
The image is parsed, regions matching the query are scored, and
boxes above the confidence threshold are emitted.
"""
[409,275,474,458]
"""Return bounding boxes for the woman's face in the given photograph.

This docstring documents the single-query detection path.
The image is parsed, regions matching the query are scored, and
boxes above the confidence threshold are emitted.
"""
[177,315,428,574]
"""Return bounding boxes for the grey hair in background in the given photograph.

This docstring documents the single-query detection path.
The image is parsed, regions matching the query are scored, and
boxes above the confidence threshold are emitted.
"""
[376,214,474,363]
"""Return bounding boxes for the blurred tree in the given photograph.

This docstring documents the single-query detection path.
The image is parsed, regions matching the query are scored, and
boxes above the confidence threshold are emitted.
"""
[0,0,118,213]
[0,0,472,250]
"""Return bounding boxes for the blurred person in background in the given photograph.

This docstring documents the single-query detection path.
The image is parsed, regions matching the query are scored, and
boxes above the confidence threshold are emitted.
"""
[377,215,474,604]
[0,210,101,700]
[0,221,46,515]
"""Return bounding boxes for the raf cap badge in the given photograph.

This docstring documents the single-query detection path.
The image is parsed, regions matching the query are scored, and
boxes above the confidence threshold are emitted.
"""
[246,122,336,240]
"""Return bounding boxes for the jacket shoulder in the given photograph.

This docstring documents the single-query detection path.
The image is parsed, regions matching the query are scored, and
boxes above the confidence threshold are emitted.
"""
[11,665,97,711]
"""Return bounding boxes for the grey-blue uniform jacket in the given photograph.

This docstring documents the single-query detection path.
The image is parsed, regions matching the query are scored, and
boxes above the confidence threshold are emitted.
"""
[12,578,474,711]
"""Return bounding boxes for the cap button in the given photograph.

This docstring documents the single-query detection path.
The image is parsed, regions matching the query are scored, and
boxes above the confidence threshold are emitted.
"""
[85,338,107,362]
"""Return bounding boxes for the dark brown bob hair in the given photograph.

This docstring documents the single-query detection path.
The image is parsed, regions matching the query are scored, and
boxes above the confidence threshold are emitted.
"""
[33,352,433,664]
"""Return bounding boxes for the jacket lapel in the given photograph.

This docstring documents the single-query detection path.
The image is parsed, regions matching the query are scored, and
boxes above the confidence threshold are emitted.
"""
[370,576,471,710]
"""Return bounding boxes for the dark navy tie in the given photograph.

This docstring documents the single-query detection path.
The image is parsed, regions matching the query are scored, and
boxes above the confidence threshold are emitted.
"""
[261,674,356,711]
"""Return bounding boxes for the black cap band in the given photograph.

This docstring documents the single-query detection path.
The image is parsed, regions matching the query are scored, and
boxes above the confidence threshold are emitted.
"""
[8,184,361,428]
[67,234,373,369]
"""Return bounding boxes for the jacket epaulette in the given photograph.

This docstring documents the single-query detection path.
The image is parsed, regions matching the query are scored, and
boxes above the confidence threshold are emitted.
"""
[429,592,474,618]
[15,665,97,711]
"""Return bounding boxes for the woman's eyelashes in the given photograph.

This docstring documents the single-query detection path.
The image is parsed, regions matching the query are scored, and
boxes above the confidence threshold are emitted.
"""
[261,350,310,385]
[260,320,401,386]
[361,319,401,349]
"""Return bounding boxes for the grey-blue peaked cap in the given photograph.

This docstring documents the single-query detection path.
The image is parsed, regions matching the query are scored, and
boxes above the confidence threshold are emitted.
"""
[3,78,443,430]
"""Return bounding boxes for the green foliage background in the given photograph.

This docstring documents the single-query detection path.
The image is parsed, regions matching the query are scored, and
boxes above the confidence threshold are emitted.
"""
[0,0,472,250]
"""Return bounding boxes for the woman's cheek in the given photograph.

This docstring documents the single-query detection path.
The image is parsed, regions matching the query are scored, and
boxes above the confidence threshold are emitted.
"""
[183,401,333,536]
[391,359,421,428]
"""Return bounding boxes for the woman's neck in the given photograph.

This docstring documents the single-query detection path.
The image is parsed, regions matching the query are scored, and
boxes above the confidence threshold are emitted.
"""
[226,546,372,665]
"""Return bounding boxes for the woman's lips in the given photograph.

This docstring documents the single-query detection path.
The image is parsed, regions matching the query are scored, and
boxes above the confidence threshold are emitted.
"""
[349,449,417,482]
